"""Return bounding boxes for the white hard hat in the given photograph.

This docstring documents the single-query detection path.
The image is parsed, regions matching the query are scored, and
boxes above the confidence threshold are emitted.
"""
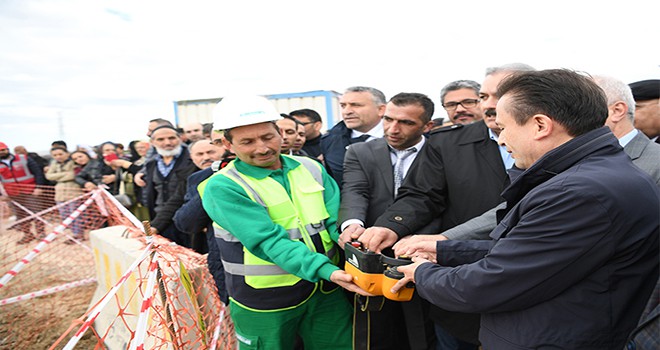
[212,95,282,130]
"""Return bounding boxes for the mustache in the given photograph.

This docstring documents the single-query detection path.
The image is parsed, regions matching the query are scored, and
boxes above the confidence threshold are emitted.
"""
[484,109,497,117]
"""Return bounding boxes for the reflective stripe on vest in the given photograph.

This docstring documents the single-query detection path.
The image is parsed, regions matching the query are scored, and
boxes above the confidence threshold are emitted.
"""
[214,155,336,289]
[214,221,327,242]
[0,154,35,183]
[214,225,337,260]
[222,260,289,276]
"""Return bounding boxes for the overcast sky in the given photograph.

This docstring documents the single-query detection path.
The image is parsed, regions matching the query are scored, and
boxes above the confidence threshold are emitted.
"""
[1,0,659,153]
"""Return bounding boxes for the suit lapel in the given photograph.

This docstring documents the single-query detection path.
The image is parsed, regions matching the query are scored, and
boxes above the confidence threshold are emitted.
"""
[463,123,506,182]
[371,140,395,196]
[623,132,645,161]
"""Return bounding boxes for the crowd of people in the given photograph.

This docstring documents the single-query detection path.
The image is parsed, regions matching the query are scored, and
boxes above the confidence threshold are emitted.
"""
[0,68,658,350]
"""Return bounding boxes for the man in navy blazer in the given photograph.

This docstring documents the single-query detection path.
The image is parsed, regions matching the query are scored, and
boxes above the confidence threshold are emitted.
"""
[320,86,386,188]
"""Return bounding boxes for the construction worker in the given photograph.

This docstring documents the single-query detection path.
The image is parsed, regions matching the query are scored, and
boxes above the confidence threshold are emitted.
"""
[199,95,367,350]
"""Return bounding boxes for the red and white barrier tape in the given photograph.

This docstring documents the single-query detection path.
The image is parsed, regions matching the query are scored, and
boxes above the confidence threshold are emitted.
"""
[61,240,154,350]
[209,307,226,350]
[128,256,159,350]
[0,278,97,306]
[99,188,145,233]
[7,191,91,229]
[0,189,101,289]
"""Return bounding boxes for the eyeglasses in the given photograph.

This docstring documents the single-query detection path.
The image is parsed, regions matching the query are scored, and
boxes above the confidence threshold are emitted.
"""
[442,98,480,111]
[297,121,318,126]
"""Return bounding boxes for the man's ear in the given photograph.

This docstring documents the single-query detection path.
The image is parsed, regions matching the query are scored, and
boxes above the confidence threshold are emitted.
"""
[422,120,434,133]
[313,121,323,133]
[222,137,233,153]
[533,114,553,139]
[377,104,387,117]
[608,101,628,124]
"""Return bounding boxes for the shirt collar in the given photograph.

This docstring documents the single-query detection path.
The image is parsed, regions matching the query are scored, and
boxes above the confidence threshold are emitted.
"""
[233,155,300,179]
[487,128,499,142]
[351,120,384,139]
[617,129,638,148]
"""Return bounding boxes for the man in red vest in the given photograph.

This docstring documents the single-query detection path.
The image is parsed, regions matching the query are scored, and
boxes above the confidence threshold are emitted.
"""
[0,142,48,244]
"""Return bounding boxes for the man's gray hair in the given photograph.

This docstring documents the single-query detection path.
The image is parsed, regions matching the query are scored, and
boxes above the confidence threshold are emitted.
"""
[485,63,536,76]
[344,86,387,105]
[440,80,481,103]
[593,75,636,122]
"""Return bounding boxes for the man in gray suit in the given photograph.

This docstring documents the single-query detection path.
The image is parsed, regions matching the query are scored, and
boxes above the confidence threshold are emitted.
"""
[394,74,660,255]
[339,92,435,242]
[339,92,435,350]
[597,75,660,185]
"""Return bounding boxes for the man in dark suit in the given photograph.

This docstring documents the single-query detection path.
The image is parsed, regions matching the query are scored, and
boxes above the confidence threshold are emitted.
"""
[359,63,535,348]
[338,92,436,350]
[321,86,386,187]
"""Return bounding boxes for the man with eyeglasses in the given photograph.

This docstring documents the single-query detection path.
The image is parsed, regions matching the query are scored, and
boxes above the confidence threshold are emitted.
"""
[290,109,324,159]
[359,63,536,349]
[440,80,484,125]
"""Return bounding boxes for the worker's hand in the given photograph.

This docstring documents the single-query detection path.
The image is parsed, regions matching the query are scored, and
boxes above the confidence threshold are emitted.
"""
[338,223,365,249]
[358,226,397,253]
[32,188,43,196]
[393,234,446,262]
[134,173,146,187]
[84,182,97,191]
[149,227,158,235]
[389,257,430,295]
[330,270,375,297]
[0,195,10,202]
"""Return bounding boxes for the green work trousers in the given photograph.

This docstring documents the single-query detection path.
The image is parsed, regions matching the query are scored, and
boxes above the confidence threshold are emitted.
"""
[229,286,352,350]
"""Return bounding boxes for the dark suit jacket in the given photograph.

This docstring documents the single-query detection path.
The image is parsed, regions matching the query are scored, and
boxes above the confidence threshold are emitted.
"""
[374,121,507,235]
[339,137,437,350]
[173,166,228,304]
[320,121,353,187]
[371,121,508,344]
[340,138,441,233]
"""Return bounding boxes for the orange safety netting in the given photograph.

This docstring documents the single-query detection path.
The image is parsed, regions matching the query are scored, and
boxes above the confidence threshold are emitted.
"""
[0,184,234,349]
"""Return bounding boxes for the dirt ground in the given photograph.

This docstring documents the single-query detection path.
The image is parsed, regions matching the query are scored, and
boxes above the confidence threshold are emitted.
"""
[0,221,103,349]
[0,284,101,350]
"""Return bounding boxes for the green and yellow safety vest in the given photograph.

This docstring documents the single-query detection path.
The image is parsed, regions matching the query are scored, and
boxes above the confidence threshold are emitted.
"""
[200,155,338,310]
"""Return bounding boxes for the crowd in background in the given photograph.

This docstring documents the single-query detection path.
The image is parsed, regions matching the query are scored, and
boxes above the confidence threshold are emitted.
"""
[1,72,658,350]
